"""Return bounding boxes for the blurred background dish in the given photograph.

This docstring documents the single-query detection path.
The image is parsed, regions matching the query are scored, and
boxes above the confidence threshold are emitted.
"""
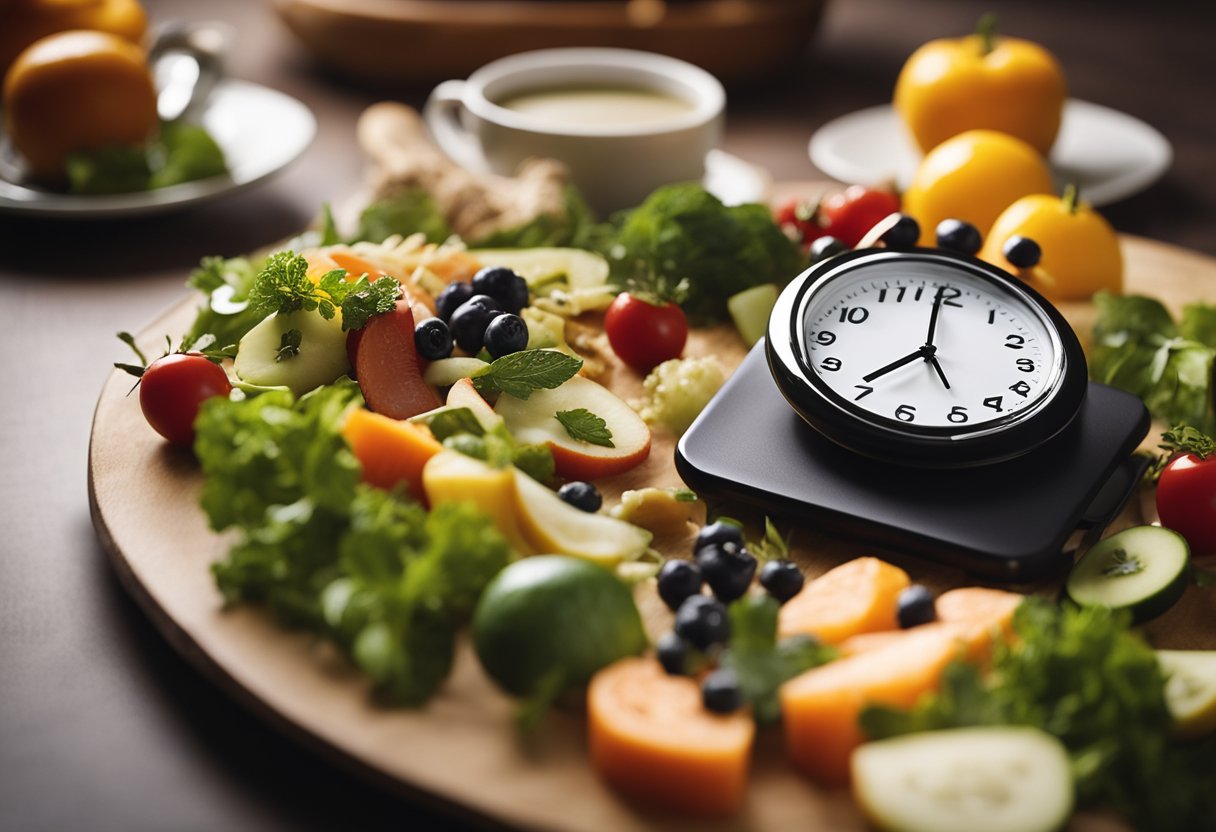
[809,99,1172,207]
[0,77,316,217]
[269,0,831,84]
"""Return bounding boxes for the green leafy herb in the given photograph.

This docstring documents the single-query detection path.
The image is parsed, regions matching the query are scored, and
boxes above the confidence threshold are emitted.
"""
[606,183,803,323]
[276,329,303,362]
[355,189,452,244]
[149,122,228,189]
[471,349,583,400]
[1090,291,1216,431]
[748,516,791,562]
[440,422,556,484]
[65,122,227,194]
[555,408,614,447]
[248,251,401,330]
[717,595,835,724]
[417,407,487,441]
[66,145,152,194]
[470,186,605,250]
[195,381,513,705]
[860,599,1216,830]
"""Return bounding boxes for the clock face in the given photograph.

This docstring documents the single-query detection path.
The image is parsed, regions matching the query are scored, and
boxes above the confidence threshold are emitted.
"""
[767,248,1087,467]
[798,258,1061,430]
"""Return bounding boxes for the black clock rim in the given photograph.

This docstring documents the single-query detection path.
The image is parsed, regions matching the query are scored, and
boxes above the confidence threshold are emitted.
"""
[766,247,1089,468]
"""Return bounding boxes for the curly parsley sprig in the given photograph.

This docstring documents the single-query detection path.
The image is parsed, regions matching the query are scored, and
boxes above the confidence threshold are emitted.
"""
[247,251,402,331]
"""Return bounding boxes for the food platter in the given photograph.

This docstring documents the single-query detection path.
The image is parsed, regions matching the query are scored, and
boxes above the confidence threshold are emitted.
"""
[88,210,1216,830]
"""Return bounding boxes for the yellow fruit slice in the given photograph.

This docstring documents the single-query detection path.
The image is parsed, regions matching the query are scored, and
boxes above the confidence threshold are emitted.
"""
[3,29,157,179]
[1157,649,1216,740]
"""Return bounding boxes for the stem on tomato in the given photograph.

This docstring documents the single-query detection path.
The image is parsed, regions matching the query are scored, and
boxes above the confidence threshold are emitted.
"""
[976,13,999,56]
[1062,183,1081,215]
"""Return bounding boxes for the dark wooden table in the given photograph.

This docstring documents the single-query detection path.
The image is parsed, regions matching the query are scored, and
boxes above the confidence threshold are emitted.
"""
[1,1,1212,829]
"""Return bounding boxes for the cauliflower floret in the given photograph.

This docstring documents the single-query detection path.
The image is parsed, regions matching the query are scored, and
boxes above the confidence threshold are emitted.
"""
[638,356,725,436]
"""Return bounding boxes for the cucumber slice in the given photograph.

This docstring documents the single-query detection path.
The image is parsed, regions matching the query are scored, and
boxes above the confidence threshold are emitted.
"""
[1157,649,1216,740]
[727,284,779,347]
[852,727,1073,832]
[1065,525,1190,623]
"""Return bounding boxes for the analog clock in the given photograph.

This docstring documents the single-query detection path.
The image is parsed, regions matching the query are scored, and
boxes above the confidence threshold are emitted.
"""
[767,247,1088,467]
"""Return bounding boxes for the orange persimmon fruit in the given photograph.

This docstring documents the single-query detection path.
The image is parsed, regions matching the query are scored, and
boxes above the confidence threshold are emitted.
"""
[777,557,910,644]
[342,408,442,501]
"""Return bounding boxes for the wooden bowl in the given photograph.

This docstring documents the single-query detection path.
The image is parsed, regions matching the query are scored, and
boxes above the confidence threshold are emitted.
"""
[269,0,830,85]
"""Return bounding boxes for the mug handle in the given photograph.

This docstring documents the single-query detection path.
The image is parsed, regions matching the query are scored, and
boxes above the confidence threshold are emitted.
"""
[423,80,490,173]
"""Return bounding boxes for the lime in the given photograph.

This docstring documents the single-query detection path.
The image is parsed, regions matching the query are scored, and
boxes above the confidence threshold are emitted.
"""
[472,555,648,697]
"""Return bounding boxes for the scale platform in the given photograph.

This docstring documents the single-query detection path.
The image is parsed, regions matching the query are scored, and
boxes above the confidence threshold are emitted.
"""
[675,343,1151,581]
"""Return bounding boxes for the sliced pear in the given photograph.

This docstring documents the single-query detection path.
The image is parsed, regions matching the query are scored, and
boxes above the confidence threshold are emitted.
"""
[1158,649,1216,740]
[446,377,503,432]
[234,309,351,396]
[421,450,533,555]
[423,356,490,388]
[513,470,651,567]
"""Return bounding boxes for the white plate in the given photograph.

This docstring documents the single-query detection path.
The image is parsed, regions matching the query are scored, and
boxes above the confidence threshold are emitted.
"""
[808,99,1172,207]
[0,78,316,219]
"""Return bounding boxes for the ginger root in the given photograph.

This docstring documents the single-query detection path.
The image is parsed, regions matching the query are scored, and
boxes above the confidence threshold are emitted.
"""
[357,101,569,241]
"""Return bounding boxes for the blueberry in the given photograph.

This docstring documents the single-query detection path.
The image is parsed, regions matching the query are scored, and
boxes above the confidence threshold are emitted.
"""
[759,559,804,604]
[697,542,757,603]
[880,214,920,249]
[436,282,474,322]
[483,312,529,359]
[693,520,745,555]
[701,668,745,713]
[448,295,502,354]
[673,594,730,650]
[936,219,982,255]
[557,481,602,513]
[897,584,937,629]
[657,559,703,611]
[413,317,454,361]
[472,266,530,315]
[656,631,689,676]
[1003,235,1042,269]
[809,235,849,263]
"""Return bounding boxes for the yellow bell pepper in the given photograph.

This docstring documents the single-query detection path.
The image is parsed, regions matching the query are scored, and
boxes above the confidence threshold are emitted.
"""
[901,129,1054,246]
[894,14,1067,156]
[979,184,1123,301]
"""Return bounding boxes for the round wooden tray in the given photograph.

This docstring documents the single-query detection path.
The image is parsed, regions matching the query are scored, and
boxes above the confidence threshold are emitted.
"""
[88,231,1216,830]
[269,0,830,85]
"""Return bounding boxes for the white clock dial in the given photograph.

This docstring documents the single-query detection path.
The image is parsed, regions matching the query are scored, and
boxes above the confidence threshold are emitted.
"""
[798,259,1061,430]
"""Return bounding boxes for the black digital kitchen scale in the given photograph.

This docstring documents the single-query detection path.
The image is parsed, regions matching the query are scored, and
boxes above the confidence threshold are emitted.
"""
[675,343,1151,580]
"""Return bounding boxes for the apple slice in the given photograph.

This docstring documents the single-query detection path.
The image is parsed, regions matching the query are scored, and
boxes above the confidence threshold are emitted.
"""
[446,377,503,433]
[513,470,652,566]
[355,299,442,420]
[421,450,533,555]
[495,376,651,480]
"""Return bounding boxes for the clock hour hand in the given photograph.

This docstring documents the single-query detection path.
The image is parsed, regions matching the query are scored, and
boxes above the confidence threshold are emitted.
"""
[926,353,951,390]
[862,347,927,383]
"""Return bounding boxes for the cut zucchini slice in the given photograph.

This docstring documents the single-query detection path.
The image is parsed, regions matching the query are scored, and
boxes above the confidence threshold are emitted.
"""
[1157,649,1216,740]
[1064,525,1189,623]
[727,284,779,347]
[852,727,1073,832]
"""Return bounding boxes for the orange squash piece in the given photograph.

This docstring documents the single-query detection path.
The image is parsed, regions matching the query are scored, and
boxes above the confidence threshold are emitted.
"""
[781,625,963,787]
[778,557,910,644]
[342,407,442,501]
[587,657,755,818]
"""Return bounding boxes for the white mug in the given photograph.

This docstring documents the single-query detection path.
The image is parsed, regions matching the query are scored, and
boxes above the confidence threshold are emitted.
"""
[423,48,726,215]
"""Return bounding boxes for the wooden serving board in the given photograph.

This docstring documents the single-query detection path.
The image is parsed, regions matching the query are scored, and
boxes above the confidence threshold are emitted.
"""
[88,233,1216,832]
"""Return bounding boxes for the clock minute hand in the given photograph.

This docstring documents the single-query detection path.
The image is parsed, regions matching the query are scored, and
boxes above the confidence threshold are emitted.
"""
[924,285,946,348]
[862,347,928,383]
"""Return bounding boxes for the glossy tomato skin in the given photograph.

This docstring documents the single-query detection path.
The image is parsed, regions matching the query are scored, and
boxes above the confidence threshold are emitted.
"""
[1156,453,1216,555]
[819,186,901,248]
[604,292,688,371]
[138,352,232,446]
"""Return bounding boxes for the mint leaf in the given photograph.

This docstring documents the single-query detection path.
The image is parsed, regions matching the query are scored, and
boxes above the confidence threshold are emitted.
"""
[420,407,486,441]
[472,350,582,399]
[555,408,614,447]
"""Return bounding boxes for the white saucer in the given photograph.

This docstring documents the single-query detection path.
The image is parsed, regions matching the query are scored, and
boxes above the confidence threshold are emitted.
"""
[809,99,1172,207]
[0,78,316,219]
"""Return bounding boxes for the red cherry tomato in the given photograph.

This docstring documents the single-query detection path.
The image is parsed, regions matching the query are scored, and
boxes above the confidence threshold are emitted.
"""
[819,185,901,248]
[773,197,827,249]
[138,352,232,446]
[604,292,688,371]
[1156,453,1216,555]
